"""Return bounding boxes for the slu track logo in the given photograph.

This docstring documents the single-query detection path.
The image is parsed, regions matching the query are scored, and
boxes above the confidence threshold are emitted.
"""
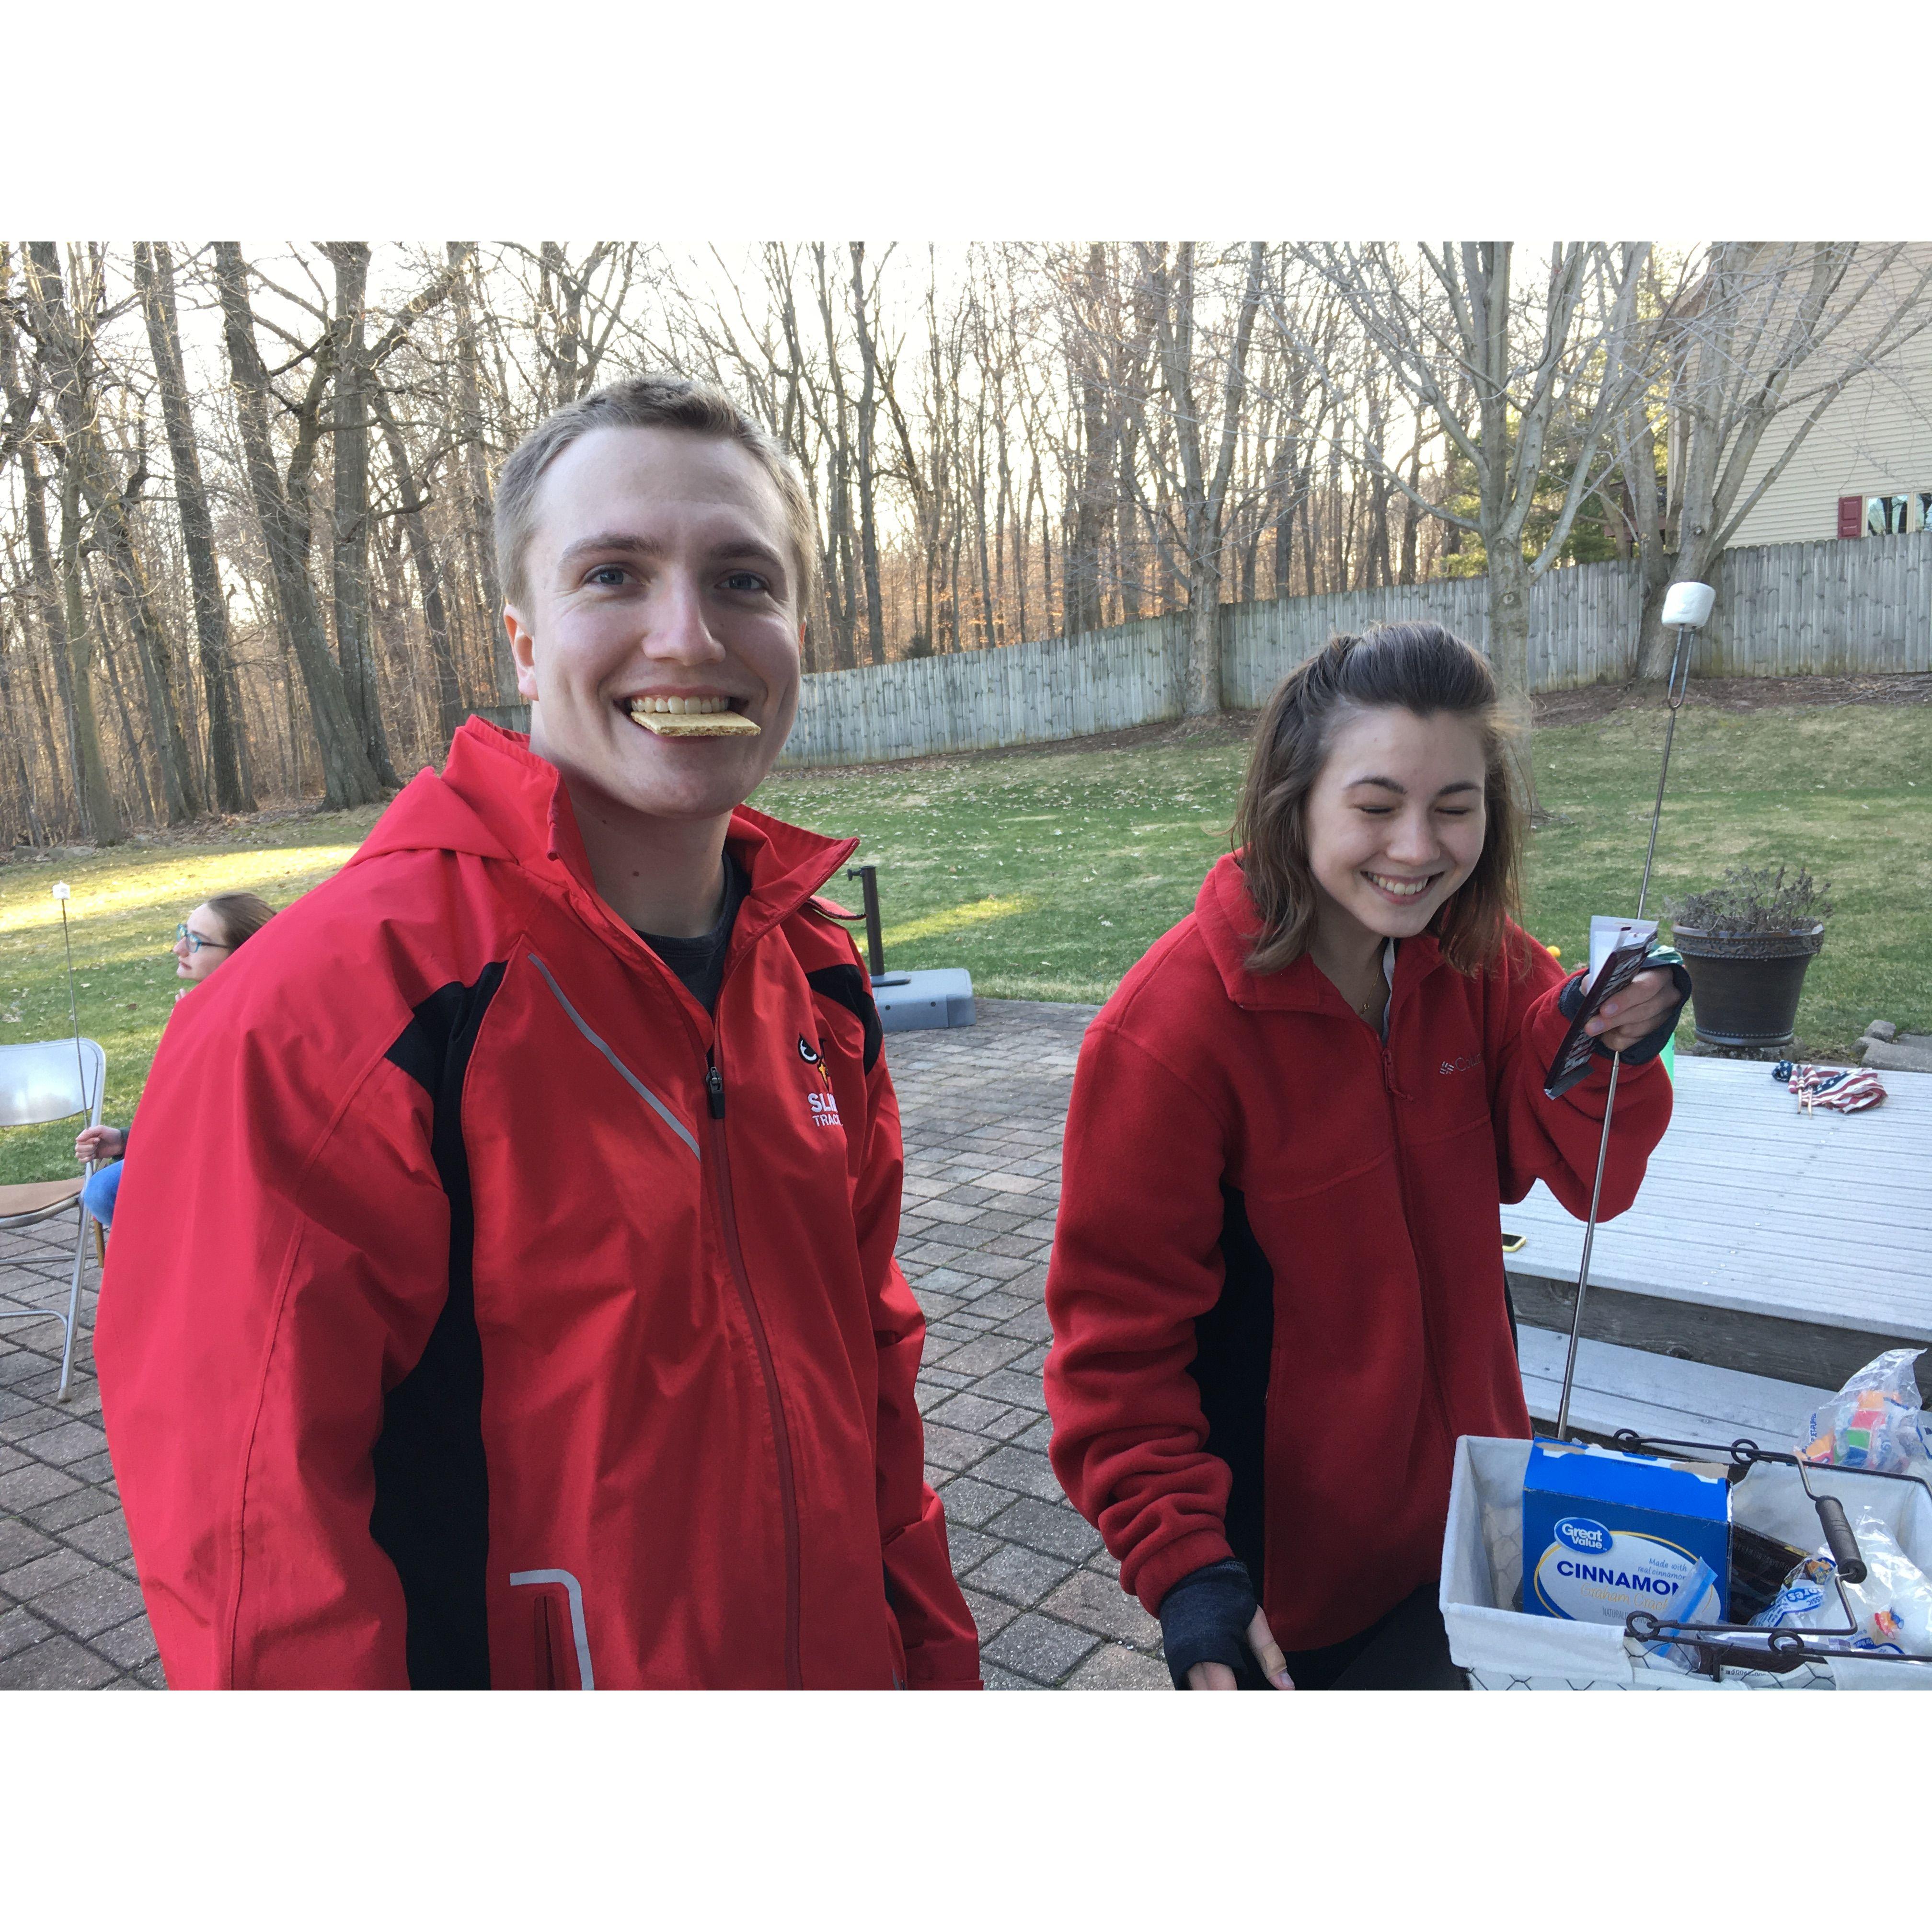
[806,1090,843,1128]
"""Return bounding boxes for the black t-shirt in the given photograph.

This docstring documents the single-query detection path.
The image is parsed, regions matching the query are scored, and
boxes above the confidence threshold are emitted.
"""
[635,852,749,1014]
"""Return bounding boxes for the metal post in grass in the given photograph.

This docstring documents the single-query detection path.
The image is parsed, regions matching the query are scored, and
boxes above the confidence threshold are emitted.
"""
[1554,580,1714,1441]
[848,864,886,980]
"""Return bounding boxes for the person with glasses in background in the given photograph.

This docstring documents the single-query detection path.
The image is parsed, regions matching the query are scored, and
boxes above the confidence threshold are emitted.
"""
[73,892,276,1232]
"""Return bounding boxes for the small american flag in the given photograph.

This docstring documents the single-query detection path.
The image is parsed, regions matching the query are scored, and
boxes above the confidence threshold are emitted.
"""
[1775,1063,1888,1115]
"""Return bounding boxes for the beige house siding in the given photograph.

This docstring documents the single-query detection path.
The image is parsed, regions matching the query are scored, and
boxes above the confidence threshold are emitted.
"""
[1727,244,1932,549]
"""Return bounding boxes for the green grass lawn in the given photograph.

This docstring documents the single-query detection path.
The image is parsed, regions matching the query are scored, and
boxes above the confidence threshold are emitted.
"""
[0,810,386,1186]
[759,702,1931,1065]
[3,700,1925,1185]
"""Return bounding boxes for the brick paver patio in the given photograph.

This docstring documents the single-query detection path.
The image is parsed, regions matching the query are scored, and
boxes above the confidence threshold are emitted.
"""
[0,997,1168,1690]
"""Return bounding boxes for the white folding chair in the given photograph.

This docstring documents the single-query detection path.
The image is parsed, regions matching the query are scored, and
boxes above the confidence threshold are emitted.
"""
[0,1037,107,1402]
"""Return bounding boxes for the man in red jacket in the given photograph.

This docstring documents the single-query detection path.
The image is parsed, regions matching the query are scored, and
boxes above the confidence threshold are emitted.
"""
[95,374,981,1690]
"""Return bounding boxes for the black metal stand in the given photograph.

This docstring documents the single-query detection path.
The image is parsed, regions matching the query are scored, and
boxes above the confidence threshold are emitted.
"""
[846,864,885,978]
[1608,1431,1932,1678]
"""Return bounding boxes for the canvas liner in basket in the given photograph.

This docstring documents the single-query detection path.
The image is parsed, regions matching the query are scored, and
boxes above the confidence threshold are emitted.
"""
[1440,1437,1932,1690]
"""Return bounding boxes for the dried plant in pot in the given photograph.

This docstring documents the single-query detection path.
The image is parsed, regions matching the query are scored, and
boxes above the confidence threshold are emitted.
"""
[1668,866,1833,1049]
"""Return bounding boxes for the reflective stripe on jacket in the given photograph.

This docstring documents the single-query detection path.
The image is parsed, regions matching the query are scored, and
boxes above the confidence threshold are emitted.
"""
[97,719,981,1689]
[1044,851,1672,1652]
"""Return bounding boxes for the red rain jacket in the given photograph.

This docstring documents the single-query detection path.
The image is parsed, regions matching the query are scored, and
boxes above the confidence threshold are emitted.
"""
[1044,853,1672,1651]
[96,720,981,1690]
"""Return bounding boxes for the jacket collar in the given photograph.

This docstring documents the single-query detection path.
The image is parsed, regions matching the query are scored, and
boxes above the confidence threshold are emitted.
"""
[352,718,858,942]
[1193,850,1447,1014]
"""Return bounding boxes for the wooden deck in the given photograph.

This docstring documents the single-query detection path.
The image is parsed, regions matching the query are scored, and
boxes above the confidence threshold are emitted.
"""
[1505,1058,1932,1397]
[1516,1327,1830,1443]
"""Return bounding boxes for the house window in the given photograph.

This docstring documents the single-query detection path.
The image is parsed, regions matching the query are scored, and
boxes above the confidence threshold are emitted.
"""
[1867,495,1911,535]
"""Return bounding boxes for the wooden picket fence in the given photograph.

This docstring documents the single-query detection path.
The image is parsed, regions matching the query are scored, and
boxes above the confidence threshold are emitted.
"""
[774,531,1932,768]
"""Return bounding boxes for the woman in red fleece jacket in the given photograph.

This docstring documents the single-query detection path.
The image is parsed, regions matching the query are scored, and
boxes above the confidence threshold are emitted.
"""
[1044,624,1689,1690]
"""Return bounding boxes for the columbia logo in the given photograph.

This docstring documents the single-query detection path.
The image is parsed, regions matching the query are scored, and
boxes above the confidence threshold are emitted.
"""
[1439,1054,1479,1076]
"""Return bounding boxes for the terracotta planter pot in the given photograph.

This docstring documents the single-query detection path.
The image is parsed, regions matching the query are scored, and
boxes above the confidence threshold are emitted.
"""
[1671,922,1825,1049]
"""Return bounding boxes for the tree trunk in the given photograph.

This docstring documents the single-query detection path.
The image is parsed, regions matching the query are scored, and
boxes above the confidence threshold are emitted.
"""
[974,410,996,647]
[25,242,201,821]
[1038,474,1054,634]
[1485,540,1533,712]
[19,446,94,837]
[1066,246,1113,637]
[20,612,70,834]
[136,242,253,813]
[52,455,122,841]
[0,623,48,845]
[1622,402,1677,681]
[213,242,381,810]
[806,246,857,670]
[326,244,399,786]
[1399,434,1423,584]
[448,244,515,702]
[1117,417,1144,621]
[372,380,466,746]
[849,244,887,665]
[1183,544,1222,714]
[93,575,157,826]
[120,555,193,821]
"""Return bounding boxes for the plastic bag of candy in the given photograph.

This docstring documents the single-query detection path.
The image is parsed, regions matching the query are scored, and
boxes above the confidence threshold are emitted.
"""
[1798,1348,1929,1475]
[1749,1510,1932,1656]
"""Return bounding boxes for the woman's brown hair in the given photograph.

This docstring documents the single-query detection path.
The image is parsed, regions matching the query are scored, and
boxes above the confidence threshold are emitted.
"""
[200,892,276,951]
[1230,622,1525,976]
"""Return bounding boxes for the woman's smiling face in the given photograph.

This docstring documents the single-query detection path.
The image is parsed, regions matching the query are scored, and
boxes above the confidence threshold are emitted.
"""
[1302,705,1489,954]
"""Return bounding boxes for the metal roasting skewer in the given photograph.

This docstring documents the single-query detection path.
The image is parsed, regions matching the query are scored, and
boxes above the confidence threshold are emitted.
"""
[1553,610,1701,1441]
[53,883,92,1124]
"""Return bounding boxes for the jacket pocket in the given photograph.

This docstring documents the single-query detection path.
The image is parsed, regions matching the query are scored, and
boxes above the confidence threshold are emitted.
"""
[534,1589,564,1690]
[509,1568,594,1690]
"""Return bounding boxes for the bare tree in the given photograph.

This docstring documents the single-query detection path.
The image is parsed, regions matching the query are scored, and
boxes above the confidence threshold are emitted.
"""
[1128,241,1265,713]
[323,242,398,785]
[1628,242,1932,678]
[212,241,381,810]
[1,274,119,840]
[1298,242,1651,719]
[134,242,253,813]
[448,243,516,700]
[371,376,465,746]
[22,242,204,821]
[849,243,888,666]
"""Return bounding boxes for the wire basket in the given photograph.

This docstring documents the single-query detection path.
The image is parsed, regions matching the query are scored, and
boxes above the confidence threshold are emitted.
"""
[1442,1434,1932,1690]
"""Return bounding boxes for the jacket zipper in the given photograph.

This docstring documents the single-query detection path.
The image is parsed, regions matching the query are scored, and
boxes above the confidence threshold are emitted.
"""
[1378,1032,1456,1448]
[705,1051,805,1690]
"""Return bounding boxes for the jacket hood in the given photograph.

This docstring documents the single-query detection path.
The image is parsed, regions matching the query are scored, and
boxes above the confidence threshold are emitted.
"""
[1192,850,1443,1012]
[350,718,857,940]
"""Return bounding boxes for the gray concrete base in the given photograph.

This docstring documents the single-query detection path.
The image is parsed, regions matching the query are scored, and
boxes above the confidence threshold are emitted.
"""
[873,967,976,1033]
[1863,1035,1932,1073]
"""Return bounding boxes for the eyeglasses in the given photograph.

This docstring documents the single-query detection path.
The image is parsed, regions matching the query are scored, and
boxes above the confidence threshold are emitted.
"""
[174,924,232,956]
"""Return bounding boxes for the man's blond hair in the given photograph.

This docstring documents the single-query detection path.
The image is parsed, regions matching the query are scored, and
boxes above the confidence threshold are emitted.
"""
[494,372,819,619]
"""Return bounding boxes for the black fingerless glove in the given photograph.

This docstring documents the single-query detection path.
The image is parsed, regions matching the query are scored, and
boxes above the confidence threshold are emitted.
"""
[1157,1558,1260,1690]
[1556,948,1693,1068]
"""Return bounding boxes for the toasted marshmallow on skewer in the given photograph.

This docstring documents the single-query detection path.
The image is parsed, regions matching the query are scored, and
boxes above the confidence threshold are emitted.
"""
[626,695,761,737]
